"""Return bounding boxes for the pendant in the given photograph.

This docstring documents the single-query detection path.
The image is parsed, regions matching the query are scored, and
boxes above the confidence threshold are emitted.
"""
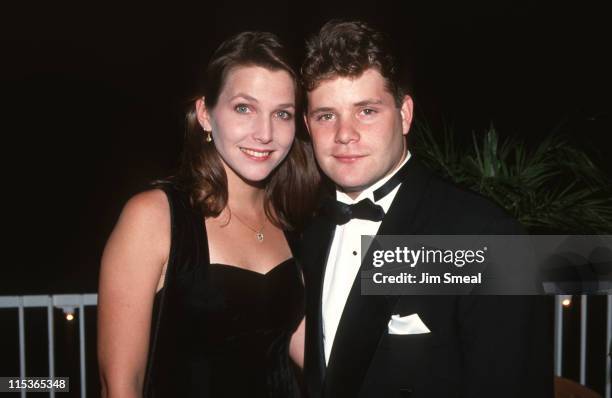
[256,232,264,242]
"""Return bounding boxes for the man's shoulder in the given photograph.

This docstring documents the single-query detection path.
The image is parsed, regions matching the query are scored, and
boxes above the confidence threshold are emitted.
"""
[428,173,506,217]
[300,208,333,242]
[404,163,523,234]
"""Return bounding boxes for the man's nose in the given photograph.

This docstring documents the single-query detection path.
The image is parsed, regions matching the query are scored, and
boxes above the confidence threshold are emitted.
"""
[253,116,273,144]
[334,116,359,144]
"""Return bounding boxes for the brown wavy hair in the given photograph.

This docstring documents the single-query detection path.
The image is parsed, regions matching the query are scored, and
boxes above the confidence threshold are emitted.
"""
[301,20,406,106]
[170,31,320,230]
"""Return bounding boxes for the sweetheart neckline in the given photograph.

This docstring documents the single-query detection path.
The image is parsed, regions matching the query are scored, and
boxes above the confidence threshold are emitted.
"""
[209,257,294,277]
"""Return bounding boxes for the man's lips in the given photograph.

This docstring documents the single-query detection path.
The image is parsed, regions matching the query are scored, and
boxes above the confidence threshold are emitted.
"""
[332,154,367,163]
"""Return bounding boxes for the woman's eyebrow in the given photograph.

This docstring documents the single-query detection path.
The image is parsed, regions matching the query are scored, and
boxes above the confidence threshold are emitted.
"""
[229,93,258,102]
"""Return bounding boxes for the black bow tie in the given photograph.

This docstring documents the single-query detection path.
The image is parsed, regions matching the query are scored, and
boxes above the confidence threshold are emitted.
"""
[323,158,412,225]
[325,198,385,225]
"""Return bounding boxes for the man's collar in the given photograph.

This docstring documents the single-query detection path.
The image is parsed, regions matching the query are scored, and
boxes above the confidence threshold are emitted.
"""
[336,151,411,205]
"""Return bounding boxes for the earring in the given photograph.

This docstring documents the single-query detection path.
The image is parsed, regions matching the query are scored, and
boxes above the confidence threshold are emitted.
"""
[205,130,212,142]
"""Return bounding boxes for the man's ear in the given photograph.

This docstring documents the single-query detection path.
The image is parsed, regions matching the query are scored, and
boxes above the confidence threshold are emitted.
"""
[399,95,414,136]
[195,97,213,132]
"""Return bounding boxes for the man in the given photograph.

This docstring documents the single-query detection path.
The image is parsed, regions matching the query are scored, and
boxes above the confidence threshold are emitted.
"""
[300,20,553,397]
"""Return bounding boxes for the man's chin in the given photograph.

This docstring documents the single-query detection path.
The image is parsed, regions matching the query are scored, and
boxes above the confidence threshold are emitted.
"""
[335,180,374,197]
[325,167,371,188]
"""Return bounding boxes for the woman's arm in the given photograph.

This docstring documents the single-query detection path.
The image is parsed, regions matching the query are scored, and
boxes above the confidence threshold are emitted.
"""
[289,317,305,369]
[97,190,170,397]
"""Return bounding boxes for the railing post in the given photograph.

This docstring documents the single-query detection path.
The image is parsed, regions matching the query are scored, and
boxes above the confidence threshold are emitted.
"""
[79,297,87,398]
[580,295,588,385]
[18,297,26,398]
[554,295,564,376]
[48,296,55,398]
[606,294,611,398]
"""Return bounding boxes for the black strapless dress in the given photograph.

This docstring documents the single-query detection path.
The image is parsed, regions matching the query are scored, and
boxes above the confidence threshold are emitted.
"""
[143,184,304,397]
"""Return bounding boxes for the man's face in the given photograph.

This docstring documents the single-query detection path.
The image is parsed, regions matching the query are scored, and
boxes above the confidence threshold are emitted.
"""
[305,68,413,198]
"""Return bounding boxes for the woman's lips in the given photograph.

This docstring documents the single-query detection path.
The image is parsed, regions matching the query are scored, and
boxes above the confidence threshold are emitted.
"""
[240,147,273,161]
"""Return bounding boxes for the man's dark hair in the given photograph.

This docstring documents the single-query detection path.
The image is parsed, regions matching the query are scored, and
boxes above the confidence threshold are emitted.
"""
[302,20,405,106]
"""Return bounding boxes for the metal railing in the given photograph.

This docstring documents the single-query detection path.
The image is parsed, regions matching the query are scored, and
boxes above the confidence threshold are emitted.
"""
[1,294,611,397]
[554,294,612,398]
[0,294,97,398]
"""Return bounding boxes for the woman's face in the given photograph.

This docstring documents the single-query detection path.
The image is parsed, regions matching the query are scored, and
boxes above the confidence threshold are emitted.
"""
[198,65,296,183]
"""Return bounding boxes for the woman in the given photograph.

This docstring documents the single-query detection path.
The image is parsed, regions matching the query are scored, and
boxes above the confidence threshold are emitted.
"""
[97,31,319,397]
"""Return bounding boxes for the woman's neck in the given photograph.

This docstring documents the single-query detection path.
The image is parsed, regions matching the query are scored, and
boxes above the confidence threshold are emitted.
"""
[224,164,266,213]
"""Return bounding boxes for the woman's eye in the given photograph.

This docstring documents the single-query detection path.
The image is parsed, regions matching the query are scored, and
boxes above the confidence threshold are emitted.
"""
[235,104,250,113]
[276,110,293,120]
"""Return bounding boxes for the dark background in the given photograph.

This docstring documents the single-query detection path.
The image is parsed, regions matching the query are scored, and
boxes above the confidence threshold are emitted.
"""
[0,1,610,395]
[1,1,610,293]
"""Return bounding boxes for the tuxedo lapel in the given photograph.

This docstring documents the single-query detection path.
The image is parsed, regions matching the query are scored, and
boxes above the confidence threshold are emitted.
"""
[324,160,434,398]
[303,212,336,396]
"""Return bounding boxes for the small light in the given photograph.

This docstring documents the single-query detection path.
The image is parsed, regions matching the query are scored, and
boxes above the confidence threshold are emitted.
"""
[562,298,571,307]
[61,306,76,321]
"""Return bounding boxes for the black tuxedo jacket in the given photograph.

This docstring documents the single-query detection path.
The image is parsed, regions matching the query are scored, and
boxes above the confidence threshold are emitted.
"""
[300,159,553,398]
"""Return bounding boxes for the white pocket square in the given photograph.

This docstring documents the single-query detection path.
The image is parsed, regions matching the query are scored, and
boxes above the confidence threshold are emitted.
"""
[388,313,431,335]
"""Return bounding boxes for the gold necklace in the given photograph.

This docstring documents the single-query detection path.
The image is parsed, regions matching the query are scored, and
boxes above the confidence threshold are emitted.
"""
[230,209,266,242]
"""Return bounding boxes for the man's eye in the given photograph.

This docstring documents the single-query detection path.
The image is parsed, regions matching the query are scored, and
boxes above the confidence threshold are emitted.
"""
[235,104,250,113]
[361,108,377,116]
[317,113,334,121]
[276,110,293,120]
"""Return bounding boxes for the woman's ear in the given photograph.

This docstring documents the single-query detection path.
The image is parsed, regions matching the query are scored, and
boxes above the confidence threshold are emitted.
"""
[195,97,213,132]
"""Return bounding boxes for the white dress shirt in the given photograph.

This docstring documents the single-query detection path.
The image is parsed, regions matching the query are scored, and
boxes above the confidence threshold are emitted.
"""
[321,152,411,364]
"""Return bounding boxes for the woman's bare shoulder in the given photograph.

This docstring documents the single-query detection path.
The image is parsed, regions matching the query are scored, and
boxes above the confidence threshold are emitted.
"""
[122,189,170,223]
[104,188,171,267]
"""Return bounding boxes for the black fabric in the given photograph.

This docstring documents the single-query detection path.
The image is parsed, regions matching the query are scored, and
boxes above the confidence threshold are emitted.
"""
[300,158,554,398]
[143,184,304,398]
[322,159,413,225]
[371,156,412,202]
[323,197,385,225]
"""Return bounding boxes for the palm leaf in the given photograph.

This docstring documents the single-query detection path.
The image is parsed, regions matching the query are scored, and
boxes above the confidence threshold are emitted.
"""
[411,119,612,233]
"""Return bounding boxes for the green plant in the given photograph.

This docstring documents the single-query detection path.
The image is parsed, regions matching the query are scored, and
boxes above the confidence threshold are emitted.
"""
[411,120,612,233]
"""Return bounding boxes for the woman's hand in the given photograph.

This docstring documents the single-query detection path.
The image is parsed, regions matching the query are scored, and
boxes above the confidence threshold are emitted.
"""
[289,317,305,369]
